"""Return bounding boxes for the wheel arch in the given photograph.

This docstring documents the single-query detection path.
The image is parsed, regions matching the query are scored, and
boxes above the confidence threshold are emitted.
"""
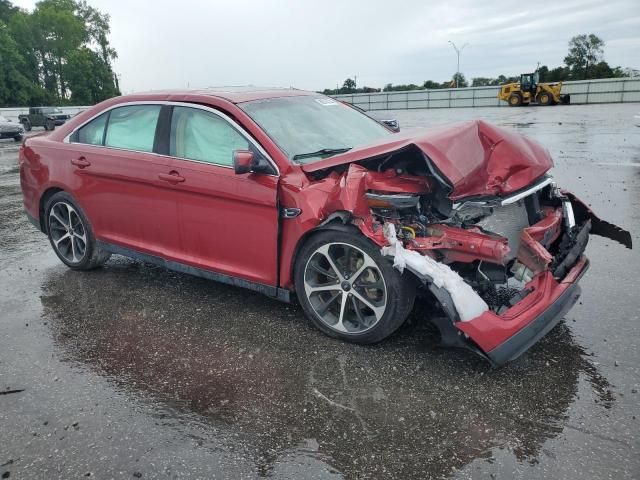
[39,187,65,233]
[287,211,422,294]
[288,212,363,293]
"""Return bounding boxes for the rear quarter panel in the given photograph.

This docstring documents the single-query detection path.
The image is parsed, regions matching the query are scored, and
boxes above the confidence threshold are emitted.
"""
[20,136,75,222]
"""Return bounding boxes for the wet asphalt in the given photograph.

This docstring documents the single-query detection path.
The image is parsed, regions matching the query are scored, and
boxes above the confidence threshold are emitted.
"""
[0,104,638,479]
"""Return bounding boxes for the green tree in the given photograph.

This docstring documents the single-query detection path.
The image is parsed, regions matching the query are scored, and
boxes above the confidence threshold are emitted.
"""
[471,77,493,87]
[0,0,119,107]
[564,34,605,80]
[0,21,32,105]
[545,66,569,82]
[77,1,116,64]
[536,65,549,82]
[8,10,46,94]
[32,0,87,99]
[64,47,118,104]
[451,72,468,88]
[342,78,356,92]
[422,80,442,89]
[0,0,17,22]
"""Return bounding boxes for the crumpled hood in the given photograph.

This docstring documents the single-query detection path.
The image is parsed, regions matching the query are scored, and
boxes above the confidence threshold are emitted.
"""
[300,120,554,200]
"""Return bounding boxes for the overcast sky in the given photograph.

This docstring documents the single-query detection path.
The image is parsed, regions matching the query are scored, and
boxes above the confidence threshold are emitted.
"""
[12,0,640,93]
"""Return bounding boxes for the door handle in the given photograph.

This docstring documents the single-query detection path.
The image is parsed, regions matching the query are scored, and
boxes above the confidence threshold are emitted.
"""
[158,171,185,183]
[71,156,91,168]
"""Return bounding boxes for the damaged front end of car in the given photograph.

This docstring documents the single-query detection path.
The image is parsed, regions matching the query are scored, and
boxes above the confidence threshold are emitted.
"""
[299,120,632,366]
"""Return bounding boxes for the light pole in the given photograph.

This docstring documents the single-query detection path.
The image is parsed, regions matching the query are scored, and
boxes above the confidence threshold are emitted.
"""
[448,41,469,88]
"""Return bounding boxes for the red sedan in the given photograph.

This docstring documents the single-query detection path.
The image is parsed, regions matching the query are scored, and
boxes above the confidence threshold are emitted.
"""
[19,88,632,366]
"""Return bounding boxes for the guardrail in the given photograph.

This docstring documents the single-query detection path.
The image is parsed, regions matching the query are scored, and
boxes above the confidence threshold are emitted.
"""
[2,78,638,118]
[334,77,640,110]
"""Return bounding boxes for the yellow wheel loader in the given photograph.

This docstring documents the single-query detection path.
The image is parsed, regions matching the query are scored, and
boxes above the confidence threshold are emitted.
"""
[497,72,570,106]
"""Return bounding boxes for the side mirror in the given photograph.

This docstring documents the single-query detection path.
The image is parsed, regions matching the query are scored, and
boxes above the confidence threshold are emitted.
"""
[233,150,255,174]
[382,119,400,132]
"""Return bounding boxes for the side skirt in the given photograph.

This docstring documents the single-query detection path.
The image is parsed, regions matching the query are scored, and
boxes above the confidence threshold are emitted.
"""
[97,241,292,303]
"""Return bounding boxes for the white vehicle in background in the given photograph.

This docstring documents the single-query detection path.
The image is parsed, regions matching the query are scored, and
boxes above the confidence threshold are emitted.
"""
[634,114,640,127]
[0,115,24,142]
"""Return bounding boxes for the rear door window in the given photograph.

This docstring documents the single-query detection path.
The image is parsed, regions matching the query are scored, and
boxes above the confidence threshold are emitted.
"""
[169,106,249,166]
[104,105,161,153]
[75,113,108,146]
[73,105,161,152]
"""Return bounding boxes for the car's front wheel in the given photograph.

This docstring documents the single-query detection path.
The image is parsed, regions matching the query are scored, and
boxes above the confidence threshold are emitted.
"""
[294,229,415,344]
[45,191,110,270]
[14,134,23,142]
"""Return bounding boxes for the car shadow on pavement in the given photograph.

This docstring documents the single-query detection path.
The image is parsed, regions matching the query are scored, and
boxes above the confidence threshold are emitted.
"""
[39,257,615,479]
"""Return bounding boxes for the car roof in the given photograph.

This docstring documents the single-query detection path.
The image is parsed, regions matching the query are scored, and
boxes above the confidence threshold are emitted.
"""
[128,87,317,104]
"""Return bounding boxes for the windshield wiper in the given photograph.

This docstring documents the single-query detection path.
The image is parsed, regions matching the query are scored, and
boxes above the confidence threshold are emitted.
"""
[293,147,352,161]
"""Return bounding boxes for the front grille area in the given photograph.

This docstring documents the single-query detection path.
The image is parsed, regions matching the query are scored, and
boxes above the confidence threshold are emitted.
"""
[476,199,531,260]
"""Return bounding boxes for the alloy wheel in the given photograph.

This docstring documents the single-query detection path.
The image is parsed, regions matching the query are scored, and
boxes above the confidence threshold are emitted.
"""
[303,242,387,334]
[48,201,87,264]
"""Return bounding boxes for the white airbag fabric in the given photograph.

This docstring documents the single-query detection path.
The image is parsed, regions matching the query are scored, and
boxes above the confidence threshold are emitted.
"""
[381,223,488,321]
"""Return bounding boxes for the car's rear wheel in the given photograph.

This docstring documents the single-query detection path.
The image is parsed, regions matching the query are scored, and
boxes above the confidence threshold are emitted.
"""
[44,119,55,131]
[45,192,110,270]
[294,230,415,344]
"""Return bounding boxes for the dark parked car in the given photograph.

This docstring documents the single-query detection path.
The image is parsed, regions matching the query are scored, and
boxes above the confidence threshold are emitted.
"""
[19,88,631,365]
[0,115,24,141]
[343,102,400,132]
[19,107,71,131]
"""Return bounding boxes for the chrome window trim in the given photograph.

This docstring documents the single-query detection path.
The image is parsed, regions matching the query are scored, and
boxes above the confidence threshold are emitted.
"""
[63,100,280,176]
[499,176,553,206]
[452,176,553,210]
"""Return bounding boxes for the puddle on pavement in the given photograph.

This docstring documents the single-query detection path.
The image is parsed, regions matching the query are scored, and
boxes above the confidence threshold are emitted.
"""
[38,257,615,478]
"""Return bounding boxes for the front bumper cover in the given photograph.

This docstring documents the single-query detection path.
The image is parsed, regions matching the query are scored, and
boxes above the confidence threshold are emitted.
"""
[402,194,622,366]
[457,256,589,366]
[0,130,22,138]
[402,188,632,366]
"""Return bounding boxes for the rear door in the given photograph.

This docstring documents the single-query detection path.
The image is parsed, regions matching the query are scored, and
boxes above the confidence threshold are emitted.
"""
[162,104,280,286]
[69,104,182,259]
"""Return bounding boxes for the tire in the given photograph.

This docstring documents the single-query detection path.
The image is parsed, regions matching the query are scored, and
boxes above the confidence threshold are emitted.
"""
[45,191,111,270]
[44,119,55,131]
[21,120,31,132]
[14,134,23,142]
[294,229,416,344]
[538,91,552,106]
[508,93,522,107]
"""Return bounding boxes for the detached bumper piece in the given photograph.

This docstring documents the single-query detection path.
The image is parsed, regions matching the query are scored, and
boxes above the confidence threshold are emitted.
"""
[456,216,592,366]
[456,256,589,366]
[435,190,631,366]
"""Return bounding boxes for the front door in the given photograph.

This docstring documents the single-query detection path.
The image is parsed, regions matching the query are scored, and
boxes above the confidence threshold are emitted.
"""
[162,105,279,286]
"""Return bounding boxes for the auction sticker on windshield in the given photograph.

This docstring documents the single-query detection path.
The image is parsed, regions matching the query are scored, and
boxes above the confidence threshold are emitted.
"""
[315,98,339,106]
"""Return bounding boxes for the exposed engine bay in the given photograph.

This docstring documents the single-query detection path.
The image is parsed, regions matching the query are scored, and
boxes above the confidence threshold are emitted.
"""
[360,150,577,314]
[295,121,632,364]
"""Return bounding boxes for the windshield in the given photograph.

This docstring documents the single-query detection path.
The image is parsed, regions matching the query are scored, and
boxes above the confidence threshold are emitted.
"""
[240,96,391,163]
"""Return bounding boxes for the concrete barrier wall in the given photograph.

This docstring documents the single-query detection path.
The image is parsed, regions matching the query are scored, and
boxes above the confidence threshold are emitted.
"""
[2,77,638,119]
[334,77,640,110]
[0,106,90,123]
